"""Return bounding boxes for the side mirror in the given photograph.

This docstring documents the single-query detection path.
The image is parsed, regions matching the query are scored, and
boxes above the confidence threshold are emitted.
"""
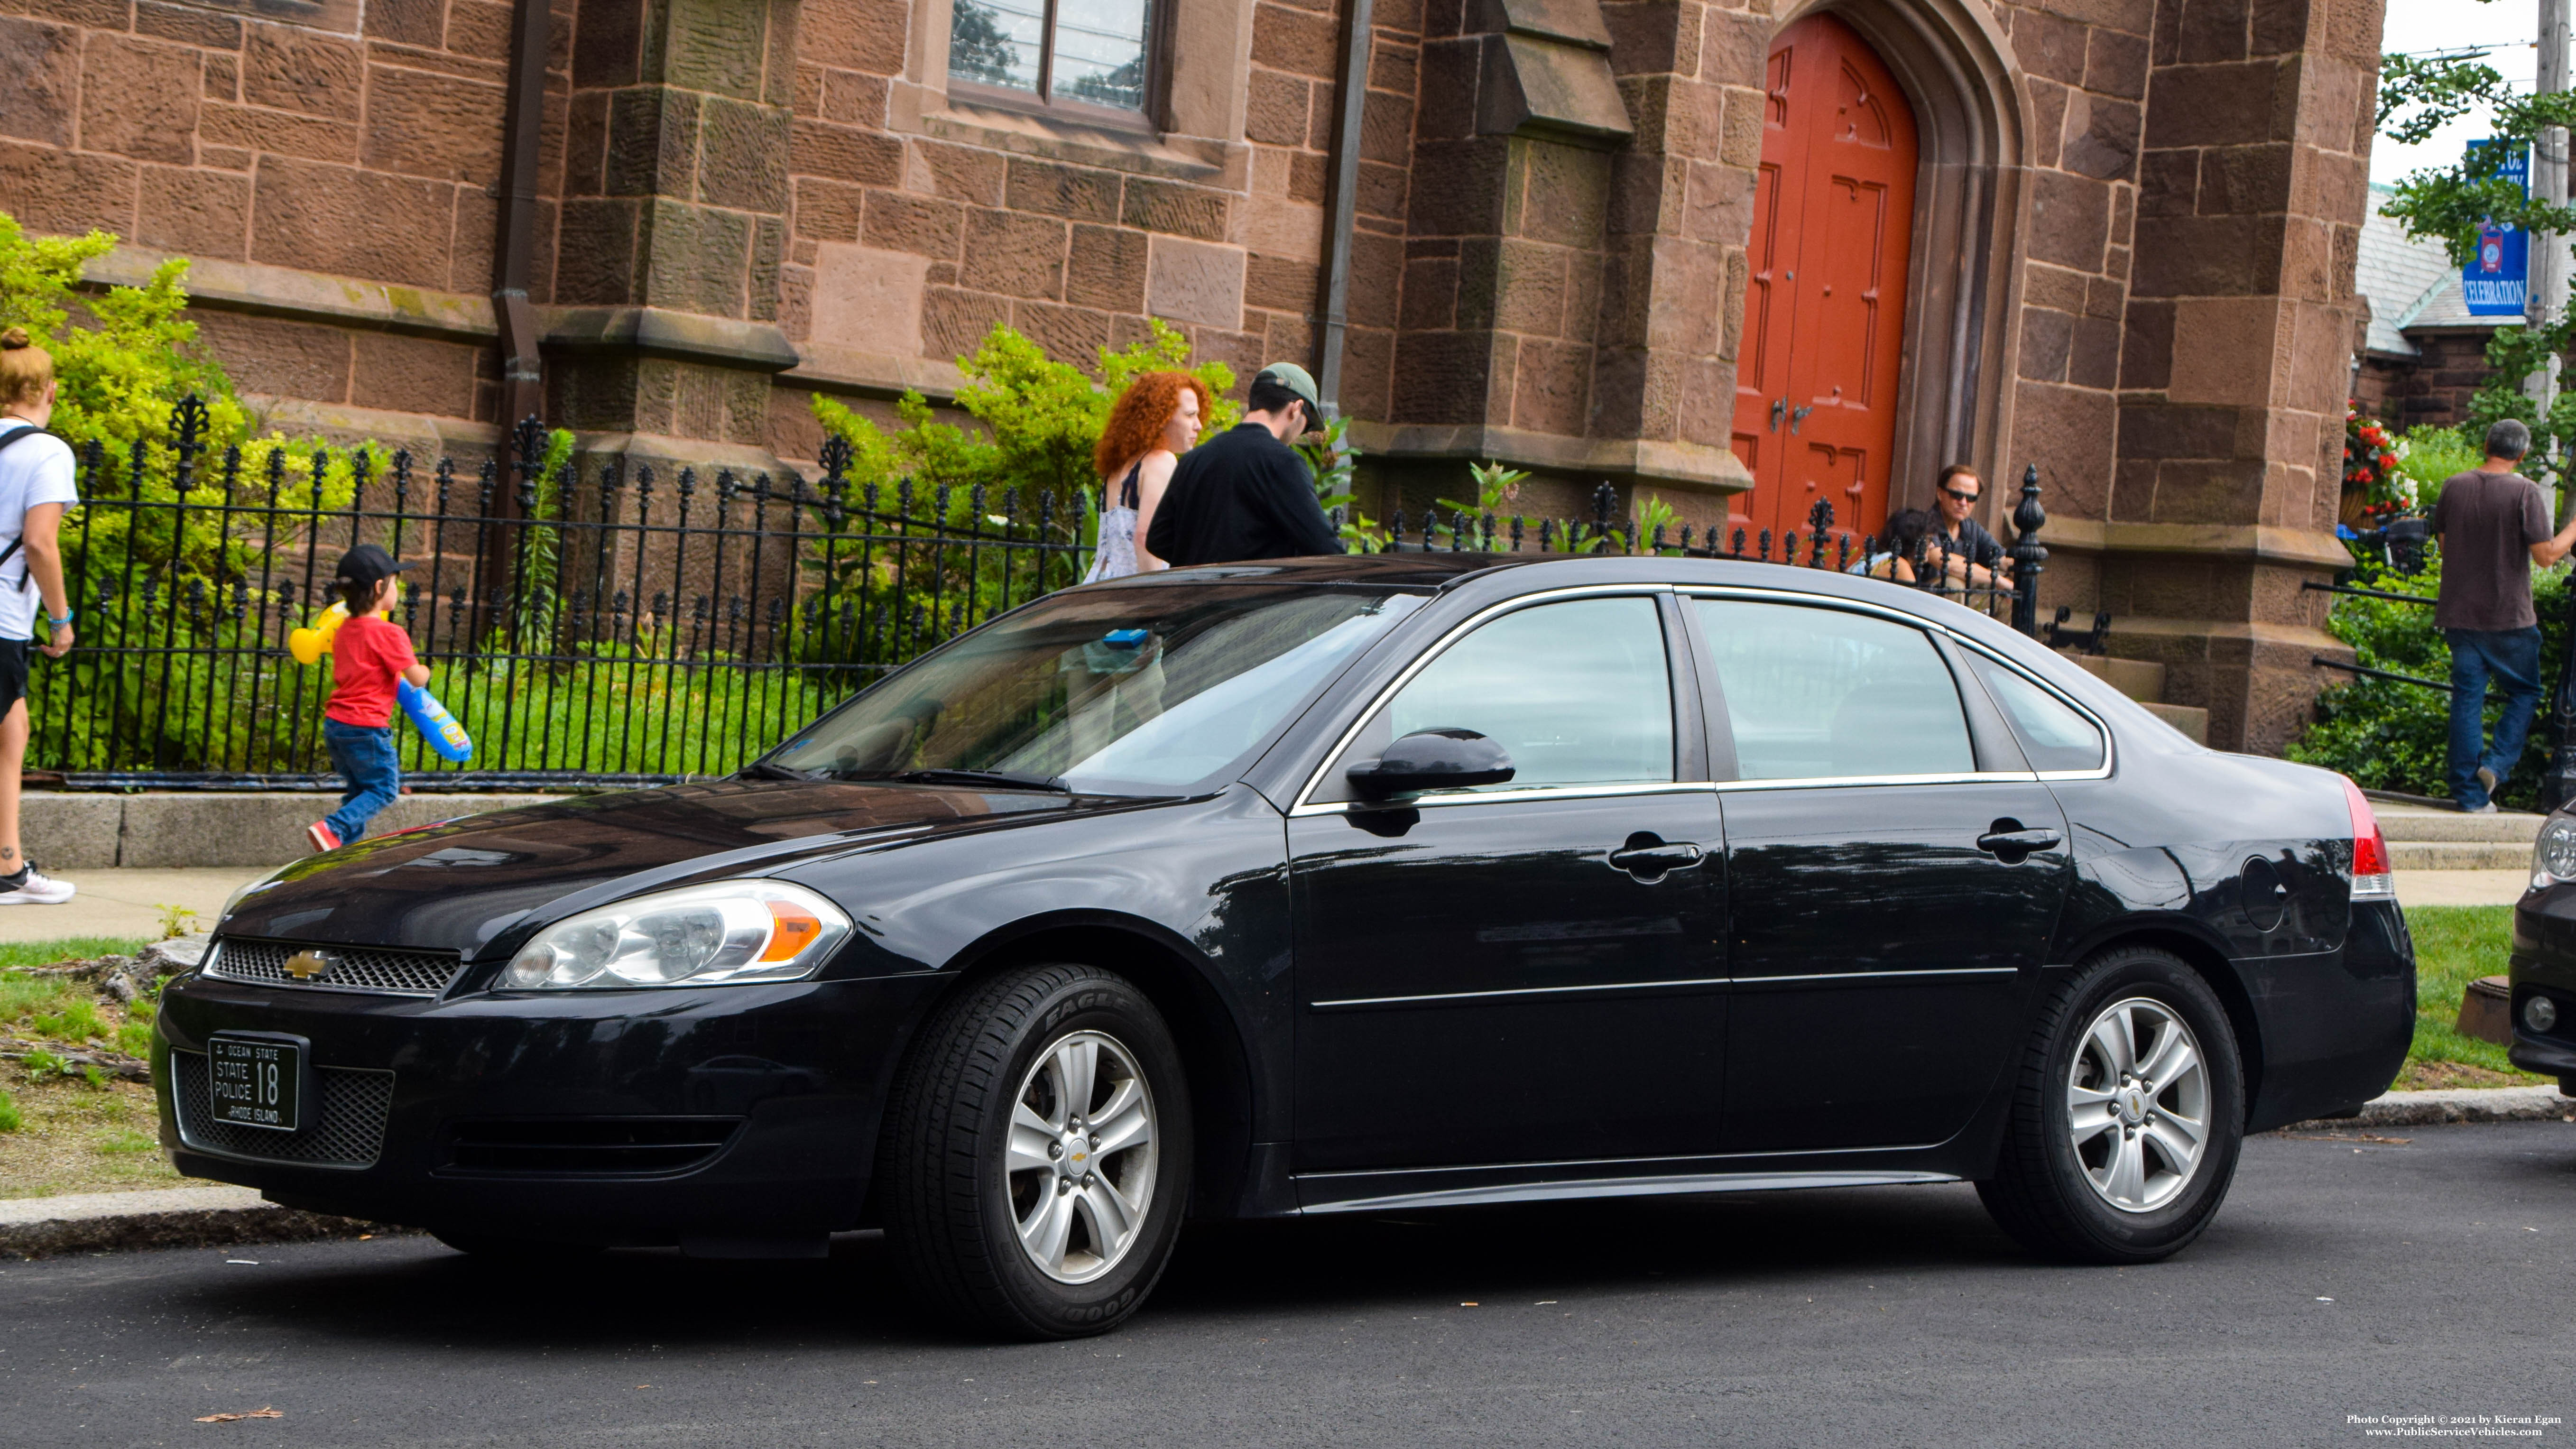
[1345,728,1514,797]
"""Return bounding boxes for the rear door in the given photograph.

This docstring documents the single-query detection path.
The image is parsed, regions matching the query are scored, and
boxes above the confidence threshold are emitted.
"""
[1684,594,2073,1153]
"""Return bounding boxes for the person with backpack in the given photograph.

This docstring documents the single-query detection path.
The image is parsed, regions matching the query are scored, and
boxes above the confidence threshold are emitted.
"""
[0,328,80,904]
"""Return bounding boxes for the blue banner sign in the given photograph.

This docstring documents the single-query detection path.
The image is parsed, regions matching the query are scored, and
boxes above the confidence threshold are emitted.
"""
[2464,139,2530,317]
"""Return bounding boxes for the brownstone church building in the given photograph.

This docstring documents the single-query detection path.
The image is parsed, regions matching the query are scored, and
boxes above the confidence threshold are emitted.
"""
[0,0,2381,749]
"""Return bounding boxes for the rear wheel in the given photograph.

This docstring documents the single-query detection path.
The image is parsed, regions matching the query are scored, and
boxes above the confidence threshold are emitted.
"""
[881,963,1190,1338]
[1976,945,2244,1264]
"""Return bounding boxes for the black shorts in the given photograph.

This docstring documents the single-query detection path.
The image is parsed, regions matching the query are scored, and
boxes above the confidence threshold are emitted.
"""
[0,638,28,717]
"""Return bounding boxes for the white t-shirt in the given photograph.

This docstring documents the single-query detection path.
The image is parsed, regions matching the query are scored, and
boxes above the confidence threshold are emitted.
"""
[0,426,77,641]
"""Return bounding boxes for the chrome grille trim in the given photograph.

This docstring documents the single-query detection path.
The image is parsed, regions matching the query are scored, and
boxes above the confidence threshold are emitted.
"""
[204,938,462,997]
[171,1051,394,1169]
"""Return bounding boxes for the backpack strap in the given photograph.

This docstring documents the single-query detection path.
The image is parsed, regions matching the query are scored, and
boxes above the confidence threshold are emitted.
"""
[0,425,54,592]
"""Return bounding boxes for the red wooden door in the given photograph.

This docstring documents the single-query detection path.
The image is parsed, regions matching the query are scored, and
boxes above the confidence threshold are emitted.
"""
[1726,15,1917,549]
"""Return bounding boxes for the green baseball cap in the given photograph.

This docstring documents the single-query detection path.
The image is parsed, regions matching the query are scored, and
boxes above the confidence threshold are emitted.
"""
[1255,361,1322,419]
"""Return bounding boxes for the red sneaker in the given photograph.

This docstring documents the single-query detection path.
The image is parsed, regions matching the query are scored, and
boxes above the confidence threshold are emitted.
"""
[305,821,342,853]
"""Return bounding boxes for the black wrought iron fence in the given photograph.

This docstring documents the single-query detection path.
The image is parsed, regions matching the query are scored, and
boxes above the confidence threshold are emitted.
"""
[35,403,1090,789]
[1367,464,2052,635]
[30,397,2054,789]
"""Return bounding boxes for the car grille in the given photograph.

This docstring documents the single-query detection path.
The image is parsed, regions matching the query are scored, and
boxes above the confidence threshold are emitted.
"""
[171,1051,395,1168]
[440,1118,743,1175]
[204,938,463,997]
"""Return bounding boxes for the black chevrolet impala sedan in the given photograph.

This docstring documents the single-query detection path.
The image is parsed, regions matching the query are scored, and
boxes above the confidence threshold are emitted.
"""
[160,554,2413,1337]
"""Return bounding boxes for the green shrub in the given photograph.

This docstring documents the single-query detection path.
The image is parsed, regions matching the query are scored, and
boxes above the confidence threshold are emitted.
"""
[811,318,1237,516]
[0,1091,19,1133]
[2285,551,2573,806]
[20,1048,67,1079]
[115,1021,152,1057]
[2395,425,2483,509]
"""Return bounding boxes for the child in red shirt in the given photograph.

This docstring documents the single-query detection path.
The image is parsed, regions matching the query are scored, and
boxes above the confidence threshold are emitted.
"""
[308,545,431,853]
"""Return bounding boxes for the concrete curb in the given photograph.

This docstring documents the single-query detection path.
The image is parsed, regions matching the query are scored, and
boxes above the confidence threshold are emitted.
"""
[2281,1084,2574,1133]
[0,1186,404,1259]
[24,792,567,869]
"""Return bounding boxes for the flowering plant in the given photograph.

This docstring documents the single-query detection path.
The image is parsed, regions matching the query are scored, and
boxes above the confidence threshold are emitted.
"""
[2343,406,2413,523]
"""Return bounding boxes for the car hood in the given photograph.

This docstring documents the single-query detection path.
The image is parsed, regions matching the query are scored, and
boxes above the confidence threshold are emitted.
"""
[215,779,1151,959]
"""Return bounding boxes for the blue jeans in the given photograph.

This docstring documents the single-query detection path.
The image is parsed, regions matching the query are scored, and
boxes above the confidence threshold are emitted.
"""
[2446,627,2543,809]
[323,720,400,841]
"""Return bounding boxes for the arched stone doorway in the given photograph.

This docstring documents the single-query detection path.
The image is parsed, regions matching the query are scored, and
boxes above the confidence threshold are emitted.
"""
[1730,13,1920,545]
[1728,0,2027,548]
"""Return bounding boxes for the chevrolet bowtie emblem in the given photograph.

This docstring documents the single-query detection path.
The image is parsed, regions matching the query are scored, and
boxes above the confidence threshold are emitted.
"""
[282,950,334,981]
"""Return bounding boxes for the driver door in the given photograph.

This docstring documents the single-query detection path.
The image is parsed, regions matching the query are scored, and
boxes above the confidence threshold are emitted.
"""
[1287,593,1729,1177]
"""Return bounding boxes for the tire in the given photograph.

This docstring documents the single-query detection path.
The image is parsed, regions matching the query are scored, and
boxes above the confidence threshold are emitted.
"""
[880,962,1191,1339]
[1976,944,2245,1264]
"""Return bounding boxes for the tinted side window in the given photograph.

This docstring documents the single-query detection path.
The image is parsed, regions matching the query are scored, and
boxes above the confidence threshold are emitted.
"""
[1384,597,1674,788]
[1691,599,1973,780]
[1967,653,2105,772]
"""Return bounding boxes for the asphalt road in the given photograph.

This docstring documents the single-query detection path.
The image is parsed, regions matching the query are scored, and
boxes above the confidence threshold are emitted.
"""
[3,1121,2571,1449]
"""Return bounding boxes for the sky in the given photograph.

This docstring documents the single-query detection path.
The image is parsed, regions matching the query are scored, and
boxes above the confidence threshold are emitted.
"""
[2372,0,2544,189]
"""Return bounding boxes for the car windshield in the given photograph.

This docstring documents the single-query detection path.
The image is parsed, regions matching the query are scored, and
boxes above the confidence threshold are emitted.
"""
[767,583,1426,796]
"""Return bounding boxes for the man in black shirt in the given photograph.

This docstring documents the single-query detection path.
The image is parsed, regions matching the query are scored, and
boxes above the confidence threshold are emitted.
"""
[1144,362,1345,565]
[1928,463,2010,585]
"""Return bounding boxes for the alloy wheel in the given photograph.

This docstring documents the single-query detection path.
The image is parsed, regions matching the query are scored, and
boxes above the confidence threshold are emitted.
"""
[2065,996,2210,1213]
[1005,1030,1159,1284]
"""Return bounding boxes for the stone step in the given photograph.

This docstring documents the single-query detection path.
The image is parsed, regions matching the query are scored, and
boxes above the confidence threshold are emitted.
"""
[2373,805,2547,844]
[2387,840,2536,871]
[2141,701,2207,745]
[2070,653,2169,704]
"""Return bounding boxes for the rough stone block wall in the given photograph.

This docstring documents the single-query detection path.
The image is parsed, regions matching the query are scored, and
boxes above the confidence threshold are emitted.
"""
[770,0,1376,435]
[1995,0,2151,529]
[0,0,575,430]
[2108,0,2382,750]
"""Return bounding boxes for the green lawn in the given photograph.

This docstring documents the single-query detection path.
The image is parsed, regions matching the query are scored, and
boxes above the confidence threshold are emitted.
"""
[2399,906,2552,1089]
[1,934,174,1197]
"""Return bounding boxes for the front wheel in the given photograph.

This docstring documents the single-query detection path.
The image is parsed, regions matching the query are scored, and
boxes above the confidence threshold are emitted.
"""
[881,963,1191,1338]
[1976,945,2245,1264]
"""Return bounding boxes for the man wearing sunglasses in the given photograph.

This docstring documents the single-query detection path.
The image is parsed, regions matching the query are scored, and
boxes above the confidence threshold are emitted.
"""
[1926,464,2010,587]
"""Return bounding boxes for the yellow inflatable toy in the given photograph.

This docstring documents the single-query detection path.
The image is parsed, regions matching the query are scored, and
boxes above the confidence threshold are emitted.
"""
[288,601,350,666]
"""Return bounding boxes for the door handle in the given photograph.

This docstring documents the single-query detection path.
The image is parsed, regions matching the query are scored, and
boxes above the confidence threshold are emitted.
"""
[1976,821,2062,860]
[1770,398,1787,432]
[1790,405,1813,434]
[1609,835,1705,881]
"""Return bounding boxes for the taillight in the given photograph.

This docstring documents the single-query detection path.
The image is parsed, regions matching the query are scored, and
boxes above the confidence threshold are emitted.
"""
[2340,775,2395,900]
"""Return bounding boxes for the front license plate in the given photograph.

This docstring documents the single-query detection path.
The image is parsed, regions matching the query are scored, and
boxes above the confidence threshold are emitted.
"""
[207,1034,303,1132]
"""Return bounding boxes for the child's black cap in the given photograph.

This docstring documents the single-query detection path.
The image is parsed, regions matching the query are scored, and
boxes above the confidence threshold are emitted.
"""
[334,543,416,588]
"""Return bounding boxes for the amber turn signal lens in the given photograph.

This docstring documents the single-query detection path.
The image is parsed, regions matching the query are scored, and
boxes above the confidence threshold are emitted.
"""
[760,902,824,962]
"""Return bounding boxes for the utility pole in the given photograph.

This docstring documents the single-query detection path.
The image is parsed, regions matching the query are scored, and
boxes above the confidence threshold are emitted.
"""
[2542,0,2576,810]
[2533,0,2570,429]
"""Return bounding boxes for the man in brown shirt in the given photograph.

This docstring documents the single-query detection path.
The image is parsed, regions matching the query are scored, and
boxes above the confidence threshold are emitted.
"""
[2428,418,2576,811]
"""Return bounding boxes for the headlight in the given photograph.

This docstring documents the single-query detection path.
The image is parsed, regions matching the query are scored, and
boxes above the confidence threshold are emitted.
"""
[503,881,850,989]
[2536,816,2576,884]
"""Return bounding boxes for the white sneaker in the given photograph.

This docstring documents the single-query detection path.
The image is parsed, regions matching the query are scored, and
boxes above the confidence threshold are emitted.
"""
[0,863,75,904]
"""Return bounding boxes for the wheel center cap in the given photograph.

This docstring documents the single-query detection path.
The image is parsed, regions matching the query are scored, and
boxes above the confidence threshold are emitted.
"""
[2118,1088,2148,1125]
[1062,1134,1090,1177]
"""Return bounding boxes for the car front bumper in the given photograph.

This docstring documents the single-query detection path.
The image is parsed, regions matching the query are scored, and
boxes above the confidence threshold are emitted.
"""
[2508,887,2576,1091]
[155,966,946,1247]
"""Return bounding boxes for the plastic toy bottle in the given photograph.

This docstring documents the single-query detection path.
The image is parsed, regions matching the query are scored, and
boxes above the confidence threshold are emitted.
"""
[288,602,350,666]
[397,679,474,763]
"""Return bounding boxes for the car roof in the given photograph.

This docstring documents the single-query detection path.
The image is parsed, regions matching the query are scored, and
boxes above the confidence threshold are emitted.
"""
[1089,553,1542,590]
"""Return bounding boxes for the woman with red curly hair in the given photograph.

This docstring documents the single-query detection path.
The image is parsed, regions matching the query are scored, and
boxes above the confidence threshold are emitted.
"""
[1085,371,1207,581]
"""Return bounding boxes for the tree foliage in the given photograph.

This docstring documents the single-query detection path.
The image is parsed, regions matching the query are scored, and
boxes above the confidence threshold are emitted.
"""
[2378,50,2576,264]
[808,318,1237,514]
